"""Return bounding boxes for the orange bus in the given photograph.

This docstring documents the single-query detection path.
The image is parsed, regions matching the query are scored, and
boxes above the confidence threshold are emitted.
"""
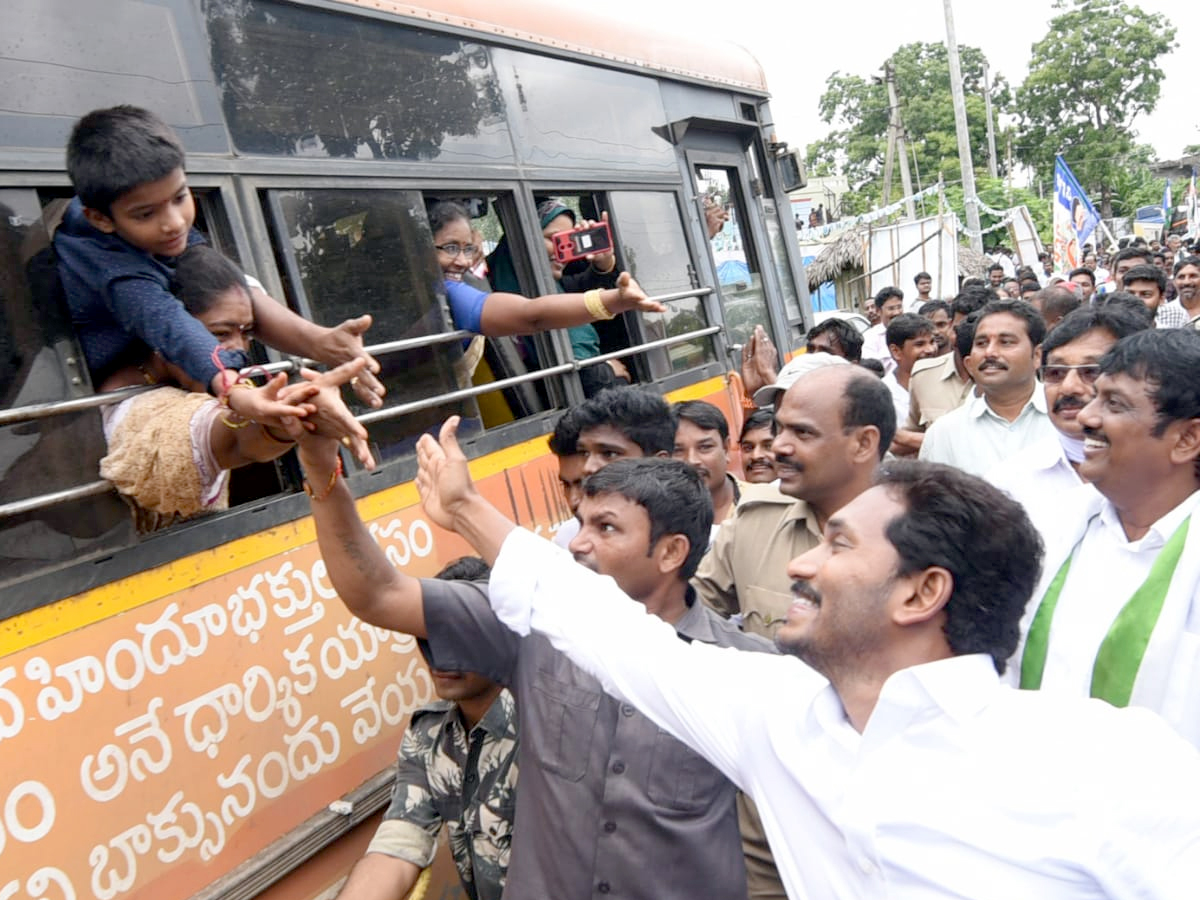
[0,2,811,897]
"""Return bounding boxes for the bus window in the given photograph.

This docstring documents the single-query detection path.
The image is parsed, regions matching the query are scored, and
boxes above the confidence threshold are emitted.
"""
[695,166,777,351]
[0,189,134,595]
[205,0,512,166]
[264,188,480,462]
[607,190,717,378]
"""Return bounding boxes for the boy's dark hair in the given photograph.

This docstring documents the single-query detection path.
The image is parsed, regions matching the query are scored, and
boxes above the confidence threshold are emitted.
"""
[584,458,712,580]
[738,408,775,442]
[807,318,864,362]
[66,106,185,215]
[918,300,951,319]
[1018,280,1042,296]
[1041,305,1150,365]
[434,556,491,581]
[976,299,1046,347]
[574,388,674,455]
[874,286,904,305]
[1092,291,1155,328]
[885,313,933,350]
[1067,266,1095,286]
[171,246,251,317]
[877,460,1043,675]
[914,271,932,284]
[987,263,1004,274]
[548,408,581,457]
[673,400,730,442]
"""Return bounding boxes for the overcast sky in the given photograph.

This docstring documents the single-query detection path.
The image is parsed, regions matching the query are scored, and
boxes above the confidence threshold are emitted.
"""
[615,0,1196,171]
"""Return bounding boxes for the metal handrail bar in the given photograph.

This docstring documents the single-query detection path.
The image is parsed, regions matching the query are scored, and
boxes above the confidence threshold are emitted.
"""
[0,288,711,427]
[0,479,115,520]
[357,324,721,425]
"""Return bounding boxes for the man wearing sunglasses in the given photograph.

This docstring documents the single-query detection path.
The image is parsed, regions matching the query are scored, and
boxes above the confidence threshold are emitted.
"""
[988,306,1150,540]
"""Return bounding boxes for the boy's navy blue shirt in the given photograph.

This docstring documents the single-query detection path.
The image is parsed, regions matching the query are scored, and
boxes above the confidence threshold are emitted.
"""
[54,197,248,388]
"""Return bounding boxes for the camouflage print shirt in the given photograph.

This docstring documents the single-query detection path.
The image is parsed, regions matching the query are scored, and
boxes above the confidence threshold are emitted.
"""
[366,689,518,900]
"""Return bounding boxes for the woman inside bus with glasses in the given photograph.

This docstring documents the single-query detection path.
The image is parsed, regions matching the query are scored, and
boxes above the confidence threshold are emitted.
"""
[428,200,661,352]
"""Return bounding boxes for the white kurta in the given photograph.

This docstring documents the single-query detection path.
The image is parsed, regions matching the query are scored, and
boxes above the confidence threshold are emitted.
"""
[1011,490,1200,748]
[488,528,1200,900]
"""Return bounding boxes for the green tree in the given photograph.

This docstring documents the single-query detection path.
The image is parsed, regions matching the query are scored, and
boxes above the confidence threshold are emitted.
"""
[805,42,1009,214]
[1015,0,1176,219]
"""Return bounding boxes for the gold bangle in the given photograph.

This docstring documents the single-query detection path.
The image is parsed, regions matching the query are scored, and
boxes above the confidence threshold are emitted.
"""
[591,257,615,275]
[221,414,252,430]
[303,457,343,501]
[584,289,614,321]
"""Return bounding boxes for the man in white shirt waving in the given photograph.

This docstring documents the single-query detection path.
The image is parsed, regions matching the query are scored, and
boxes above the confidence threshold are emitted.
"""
[416,424,1200,900]
[1015,327,1200,749]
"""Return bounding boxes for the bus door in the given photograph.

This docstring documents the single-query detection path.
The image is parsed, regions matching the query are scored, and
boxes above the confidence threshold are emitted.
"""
[683,135,810,364]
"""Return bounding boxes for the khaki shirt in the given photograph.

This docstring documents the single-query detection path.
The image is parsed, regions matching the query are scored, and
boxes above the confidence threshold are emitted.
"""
[905,353,972,431]
[693,482,822,639]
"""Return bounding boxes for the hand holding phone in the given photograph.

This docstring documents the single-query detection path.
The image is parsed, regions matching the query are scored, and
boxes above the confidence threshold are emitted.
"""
[553,221,614,264]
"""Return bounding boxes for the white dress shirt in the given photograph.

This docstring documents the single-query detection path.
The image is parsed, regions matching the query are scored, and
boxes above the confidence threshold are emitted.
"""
[489,528,1200,900]
[1013,490,1200,748]
[861,324,896,375]
[986,435,1097,542]
[919,387,1056,476]
[880,371,910,426]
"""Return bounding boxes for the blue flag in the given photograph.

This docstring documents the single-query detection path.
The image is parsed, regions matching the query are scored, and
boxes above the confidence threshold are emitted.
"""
[1053,156,1100,271]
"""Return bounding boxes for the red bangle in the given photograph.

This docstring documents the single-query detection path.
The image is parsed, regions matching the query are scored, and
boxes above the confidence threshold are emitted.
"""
[303,457,343,501]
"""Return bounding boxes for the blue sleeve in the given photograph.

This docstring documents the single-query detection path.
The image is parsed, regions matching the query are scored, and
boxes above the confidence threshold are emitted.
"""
[107,275,247,388]
[443,279,489,334]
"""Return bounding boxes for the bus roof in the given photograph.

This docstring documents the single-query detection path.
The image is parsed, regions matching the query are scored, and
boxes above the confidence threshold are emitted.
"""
[334,0,770,94]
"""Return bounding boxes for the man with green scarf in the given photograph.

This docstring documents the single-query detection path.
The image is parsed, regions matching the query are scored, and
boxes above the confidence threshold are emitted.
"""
[1014,328,1200,749]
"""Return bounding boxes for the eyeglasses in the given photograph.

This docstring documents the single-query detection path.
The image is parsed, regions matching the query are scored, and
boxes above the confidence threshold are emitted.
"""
[435,242,479,259]
[1038,363,1102,385]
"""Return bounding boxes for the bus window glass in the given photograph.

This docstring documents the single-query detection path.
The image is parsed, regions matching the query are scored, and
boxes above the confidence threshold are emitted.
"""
[204,0,512,164]
[608,191,716,377]
[490,48,676,173]
[1,189,134,594]
[266,189,479,462]
[762,198,805,325]
[696,166,774,350]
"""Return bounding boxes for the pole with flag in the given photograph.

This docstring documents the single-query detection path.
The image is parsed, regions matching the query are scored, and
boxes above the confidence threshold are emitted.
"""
[1187,169,1198,240]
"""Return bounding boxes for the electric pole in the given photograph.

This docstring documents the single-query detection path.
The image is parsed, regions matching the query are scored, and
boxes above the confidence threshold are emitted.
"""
[983,61,998,180]
[885,62,916,218]
[944,0,983,252]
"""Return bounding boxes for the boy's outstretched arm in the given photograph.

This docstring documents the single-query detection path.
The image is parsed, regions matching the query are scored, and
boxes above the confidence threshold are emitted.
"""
[248,285,386,408]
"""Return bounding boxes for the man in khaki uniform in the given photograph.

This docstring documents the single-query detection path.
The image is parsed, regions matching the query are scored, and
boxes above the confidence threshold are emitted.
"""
[693,360,895,640]
[905,350,972,431]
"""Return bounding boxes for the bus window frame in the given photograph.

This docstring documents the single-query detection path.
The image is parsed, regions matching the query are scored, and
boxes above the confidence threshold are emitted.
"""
[686,148,792,363]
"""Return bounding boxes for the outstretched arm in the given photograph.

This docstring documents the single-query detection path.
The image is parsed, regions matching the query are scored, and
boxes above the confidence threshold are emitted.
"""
[415,419,798,783]
[477,272,665,337]
[284,406,424,636]
[249,285,386,409]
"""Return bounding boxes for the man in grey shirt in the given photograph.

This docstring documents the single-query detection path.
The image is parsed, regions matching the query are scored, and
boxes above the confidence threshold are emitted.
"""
[295,417,767,899]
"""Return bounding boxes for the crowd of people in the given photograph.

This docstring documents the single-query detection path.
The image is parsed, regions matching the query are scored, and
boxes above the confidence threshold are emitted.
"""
[50,101,1200,898]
